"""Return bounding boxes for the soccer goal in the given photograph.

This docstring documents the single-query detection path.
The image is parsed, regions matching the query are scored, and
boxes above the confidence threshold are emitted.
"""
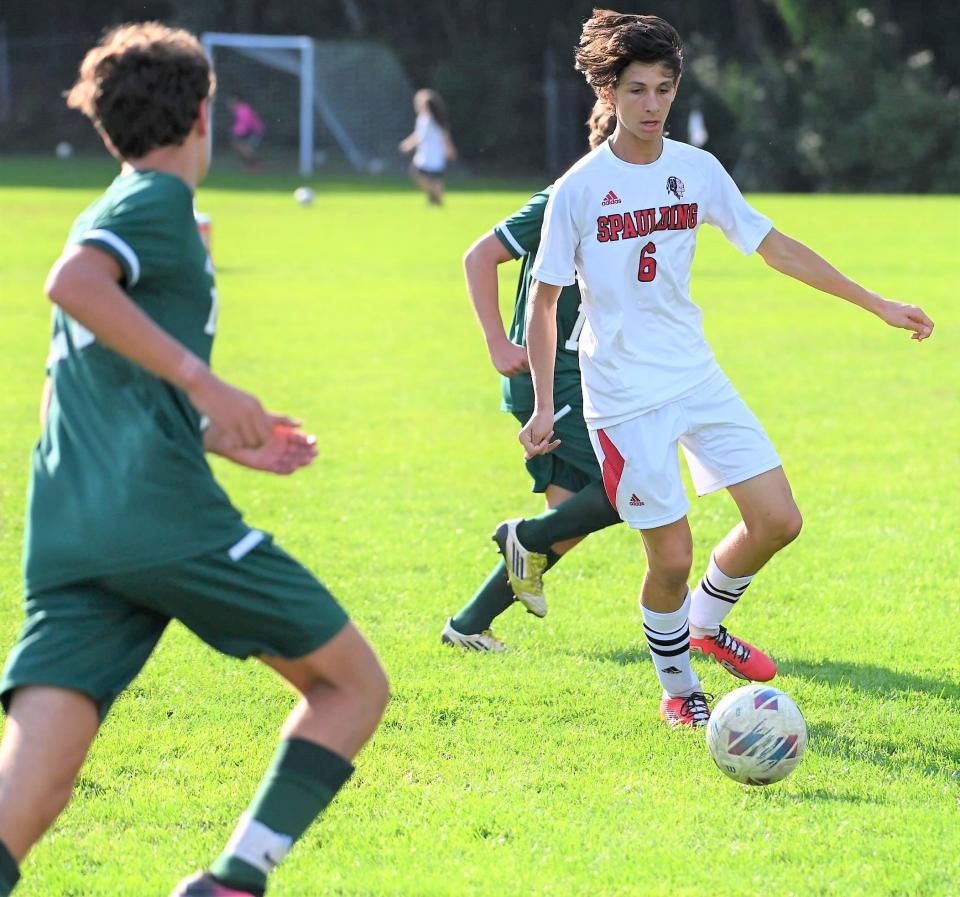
[201,32,415,176]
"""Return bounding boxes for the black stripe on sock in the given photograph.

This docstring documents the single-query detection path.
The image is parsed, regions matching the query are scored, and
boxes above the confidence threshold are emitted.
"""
[701,579,740,604]
[646,641,691,658]
[703,574,748,599]
[643,620,687,636]
[642,628,690,647]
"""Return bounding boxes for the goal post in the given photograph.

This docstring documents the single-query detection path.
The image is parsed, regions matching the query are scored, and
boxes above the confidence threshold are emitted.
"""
[201,33,315,176]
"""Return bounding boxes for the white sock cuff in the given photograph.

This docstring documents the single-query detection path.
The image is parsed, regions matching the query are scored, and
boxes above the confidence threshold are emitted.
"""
[641,589,691,634]
[223,813,293,875]
[707,553,754,590]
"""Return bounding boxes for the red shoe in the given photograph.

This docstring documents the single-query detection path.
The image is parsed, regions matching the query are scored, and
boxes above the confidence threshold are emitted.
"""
[660,691,712,728]
[690,625,777,682]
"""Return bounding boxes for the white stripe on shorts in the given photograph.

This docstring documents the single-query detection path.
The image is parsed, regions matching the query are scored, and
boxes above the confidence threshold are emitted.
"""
[228,529,265,561]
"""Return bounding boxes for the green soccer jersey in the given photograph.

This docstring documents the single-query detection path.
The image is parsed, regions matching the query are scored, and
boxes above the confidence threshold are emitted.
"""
[24,169,249,594]
[492,187,585,413]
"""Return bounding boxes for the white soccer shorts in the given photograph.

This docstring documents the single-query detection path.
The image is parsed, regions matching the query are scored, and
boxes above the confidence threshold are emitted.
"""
[588,372,782,529]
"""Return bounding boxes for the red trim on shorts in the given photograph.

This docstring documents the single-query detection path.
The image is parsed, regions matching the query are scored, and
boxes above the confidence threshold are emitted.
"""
[597,428,625,509]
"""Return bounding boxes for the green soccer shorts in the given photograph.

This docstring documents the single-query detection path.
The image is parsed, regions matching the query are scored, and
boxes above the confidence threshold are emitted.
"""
[1,532,348,720]
[511,401,602,494]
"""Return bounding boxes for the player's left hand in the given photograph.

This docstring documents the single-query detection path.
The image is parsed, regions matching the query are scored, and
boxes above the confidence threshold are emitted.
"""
[876,299,934,341]
[211,415,318,474]
[519,408,561,459]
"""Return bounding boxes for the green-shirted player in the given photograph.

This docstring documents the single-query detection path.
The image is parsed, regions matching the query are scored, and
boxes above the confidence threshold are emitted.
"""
[441,101,623,651]
[0,24,388,897]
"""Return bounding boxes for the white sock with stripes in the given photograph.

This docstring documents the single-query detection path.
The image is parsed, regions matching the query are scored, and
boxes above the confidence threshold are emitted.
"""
[689,553,754,638]
[641,590,700,698]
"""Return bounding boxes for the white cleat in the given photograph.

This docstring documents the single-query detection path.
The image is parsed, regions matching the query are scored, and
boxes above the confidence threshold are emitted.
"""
[492,518,548,617]
[441,619,508,653]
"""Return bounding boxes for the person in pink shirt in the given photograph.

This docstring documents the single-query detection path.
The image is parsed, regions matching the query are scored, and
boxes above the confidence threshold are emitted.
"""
[228,94,265,168]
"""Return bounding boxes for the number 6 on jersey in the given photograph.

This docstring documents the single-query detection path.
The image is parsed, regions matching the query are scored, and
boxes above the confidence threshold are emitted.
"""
[638,241,657,282]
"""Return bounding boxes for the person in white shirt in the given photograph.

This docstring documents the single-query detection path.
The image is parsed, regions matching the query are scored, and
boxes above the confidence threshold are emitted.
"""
[520,10,934,728]
[399,89,457,206]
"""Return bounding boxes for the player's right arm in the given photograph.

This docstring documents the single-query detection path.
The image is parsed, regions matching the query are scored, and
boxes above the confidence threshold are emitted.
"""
[45,244,273,449]
[518,278,562,458]
[463,232,528,376]
[519,182,580,458]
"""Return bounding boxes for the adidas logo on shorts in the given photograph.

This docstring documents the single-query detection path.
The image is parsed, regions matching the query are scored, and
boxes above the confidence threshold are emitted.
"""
[629,494,645,507]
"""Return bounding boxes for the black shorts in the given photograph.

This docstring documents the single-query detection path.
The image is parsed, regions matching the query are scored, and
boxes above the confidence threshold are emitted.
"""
[413,164,445,181]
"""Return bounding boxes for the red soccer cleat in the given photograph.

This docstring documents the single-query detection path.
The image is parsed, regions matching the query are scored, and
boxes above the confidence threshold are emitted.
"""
[690,625,777,682]
[660,691,712,728]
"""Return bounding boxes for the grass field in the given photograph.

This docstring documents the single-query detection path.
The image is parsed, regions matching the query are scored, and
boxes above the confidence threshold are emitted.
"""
[0,156,958,897]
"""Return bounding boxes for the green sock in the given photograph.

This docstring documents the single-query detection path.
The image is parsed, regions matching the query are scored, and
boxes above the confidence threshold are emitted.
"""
[451,560,516,634]
[0,841,19,896]
[515,480,621,553]
[452,549,562,635]
[210,738,354,893]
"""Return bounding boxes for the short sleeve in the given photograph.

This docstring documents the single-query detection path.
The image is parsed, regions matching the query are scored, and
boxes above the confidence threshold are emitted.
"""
[530,182,579,287]
[703,155,773,255]
[76,189,183,289]
[493,191,549,259]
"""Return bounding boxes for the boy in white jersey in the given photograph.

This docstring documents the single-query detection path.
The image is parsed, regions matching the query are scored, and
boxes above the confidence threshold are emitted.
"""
[520,10,934,728]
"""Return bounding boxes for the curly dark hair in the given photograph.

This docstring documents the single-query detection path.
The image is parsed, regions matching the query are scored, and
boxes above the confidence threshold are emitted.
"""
[575,9,683,96]
[66,22,213,160]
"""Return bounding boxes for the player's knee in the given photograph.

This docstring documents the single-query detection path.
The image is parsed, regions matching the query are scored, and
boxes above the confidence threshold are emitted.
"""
[356,653,390,719]
[647,547,693,590]
[316,648,389,721]
[765,504,803,548]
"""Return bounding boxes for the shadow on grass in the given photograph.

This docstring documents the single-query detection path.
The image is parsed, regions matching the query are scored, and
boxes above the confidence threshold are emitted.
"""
[581,650,960,705]
[807,720,960,782]
[578,649,959,781]
[777,656,960,702]
[782,787,878,804]
[581,646,650,666]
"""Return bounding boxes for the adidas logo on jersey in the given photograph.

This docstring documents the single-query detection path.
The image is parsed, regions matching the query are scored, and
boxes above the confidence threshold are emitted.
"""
[629,494,645,507]
[600,190,621,206]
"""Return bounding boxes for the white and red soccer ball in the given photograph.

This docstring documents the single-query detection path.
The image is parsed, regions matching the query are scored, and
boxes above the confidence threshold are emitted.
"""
[707,685,808,786]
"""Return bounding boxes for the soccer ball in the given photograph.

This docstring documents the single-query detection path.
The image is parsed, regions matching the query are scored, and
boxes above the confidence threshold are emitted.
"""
[707,685,807,786]
[293,186,315,207]
[55,141,74,159]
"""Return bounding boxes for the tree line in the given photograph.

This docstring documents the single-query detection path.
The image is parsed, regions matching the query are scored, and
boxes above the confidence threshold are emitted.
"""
[4,0,959,189]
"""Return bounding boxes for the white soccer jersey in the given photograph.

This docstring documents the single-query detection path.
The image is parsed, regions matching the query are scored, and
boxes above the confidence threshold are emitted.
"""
[412,113,447,172]
[531,138,773,428]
